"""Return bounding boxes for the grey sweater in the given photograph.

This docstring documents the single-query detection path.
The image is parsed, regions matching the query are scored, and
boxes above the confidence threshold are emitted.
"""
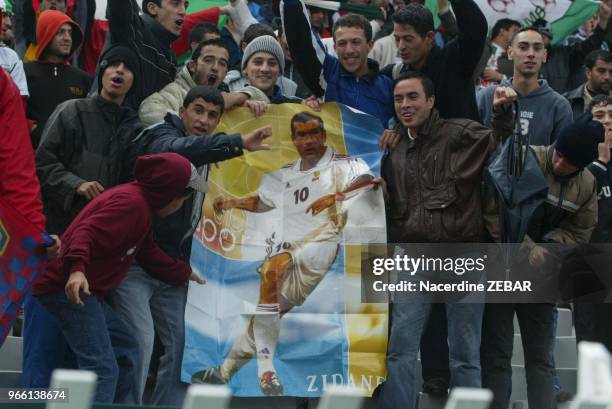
[477,79,573,146]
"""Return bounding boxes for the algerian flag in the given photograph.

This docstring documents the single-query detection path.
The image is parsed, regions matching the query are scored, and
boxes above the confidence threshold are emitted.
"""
[304,0,385,21]
[174,0,229,64]
[186,0,229,25]
[425,0,601,44]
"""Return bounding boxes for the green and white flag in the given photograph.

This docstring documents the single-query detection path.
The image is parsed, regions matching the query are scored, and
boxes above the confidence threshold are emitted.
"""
[425,0,601,44]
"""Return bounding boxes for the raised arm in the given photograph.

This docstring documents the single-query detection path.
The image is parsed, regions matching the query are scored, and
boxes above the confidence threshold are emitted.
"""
[446,0,488,78]
[451,87,516,182]
[145,131,244,167]
[566,4,610,71]
[437,0,458,43]
[281,0,328,97]
[107,0,141,45]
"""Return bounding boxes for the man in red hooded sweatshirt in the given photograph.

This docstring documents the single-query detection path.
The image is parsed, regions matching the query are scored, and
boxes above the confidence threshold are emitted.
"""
[24,9,90,147]
[32,153,208,404]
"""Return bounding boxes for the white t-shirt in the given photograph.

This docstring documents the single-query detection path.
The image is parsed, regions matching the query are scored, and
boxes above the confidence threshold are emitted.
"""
[258,147,372,245]
[0,47,29,96]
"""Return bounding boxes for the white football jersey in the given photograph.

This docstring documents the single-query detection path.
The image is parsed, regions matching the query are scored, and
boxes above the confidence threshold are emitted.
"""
[258,147,372,248]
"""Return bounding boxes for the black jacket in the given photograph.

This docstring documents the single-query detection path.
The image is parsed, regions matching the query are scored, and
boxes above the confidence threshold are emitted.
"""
[140,113,244,260]
[35,95,141,235]
[587,158,612,242]
[543,27,607,94]
[284,60,312,99]
[25,61,92,147]
[381,0,487,122]
[104,0,179,110]
[564,83,588,120]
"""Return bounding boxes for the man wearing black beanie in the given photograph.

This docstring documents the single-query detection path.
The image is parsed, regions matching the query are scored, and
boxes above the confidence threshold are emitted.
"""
[482,112,602,409]
[23,45,144,394]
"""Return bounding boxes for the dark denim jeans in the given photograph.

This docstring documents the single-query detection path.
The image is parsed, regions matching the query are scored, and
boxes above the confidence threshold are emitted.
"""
[481,303,555,409]
[380,302,484,409]
[574,302,612,352]
[23,292,76,388]
[420,304,450,384]
[36,291,138,403]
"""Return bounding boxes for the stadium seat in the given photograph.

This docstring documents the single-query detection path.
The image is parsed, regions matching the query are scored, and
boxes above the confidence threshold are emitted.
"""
[316,385,364,409]
[443,388,492,409]
[571,341,612,408]
[0,335,23,371]
[182,384,231,409]
[47,369,97,409]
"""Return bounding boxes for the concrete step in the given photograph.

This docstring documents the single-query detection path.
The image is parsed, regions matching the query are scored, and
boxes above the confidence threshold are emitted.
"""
[510,365,577,402]
[512,334,577,368]
[557,308,574,337]
[554,336,578,369]
[0,370,21,388]
[512,400,574,409]
[0,335,22,371]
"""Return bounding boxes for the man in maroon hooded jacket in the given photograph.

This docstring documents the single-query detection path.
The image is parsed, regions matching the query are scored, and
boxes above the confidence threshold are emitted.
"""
[32,153,206,404]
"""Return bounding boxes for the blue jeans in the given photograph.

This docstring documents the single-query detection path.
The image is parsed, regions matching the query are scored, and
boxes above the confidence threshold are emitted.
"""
[380,302,484,409]
[36,291,138,404]
[23,292,76,388]
[108,264,188,406]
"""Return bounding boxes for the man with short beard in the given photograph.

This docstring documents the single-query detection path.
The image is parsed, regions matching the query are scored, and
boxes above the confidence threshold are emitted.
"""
[17,0,67,60]
[24,9,91,148]
[565,50,612,119]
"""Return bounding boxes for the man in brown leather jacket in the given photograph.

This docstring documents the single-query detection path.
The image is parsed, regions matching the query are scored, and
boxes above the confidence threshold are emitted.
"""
[379,70,516,409]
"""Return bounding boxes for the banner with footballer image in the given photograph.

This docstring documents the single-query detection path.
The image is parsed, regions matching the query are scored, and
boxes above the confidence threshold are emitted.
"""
[181,103,388,397]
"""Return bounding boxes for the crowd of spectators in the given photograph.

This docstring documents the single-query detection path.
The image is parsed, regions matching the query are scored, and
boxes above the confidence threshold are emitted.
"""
[2,0,612,407]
